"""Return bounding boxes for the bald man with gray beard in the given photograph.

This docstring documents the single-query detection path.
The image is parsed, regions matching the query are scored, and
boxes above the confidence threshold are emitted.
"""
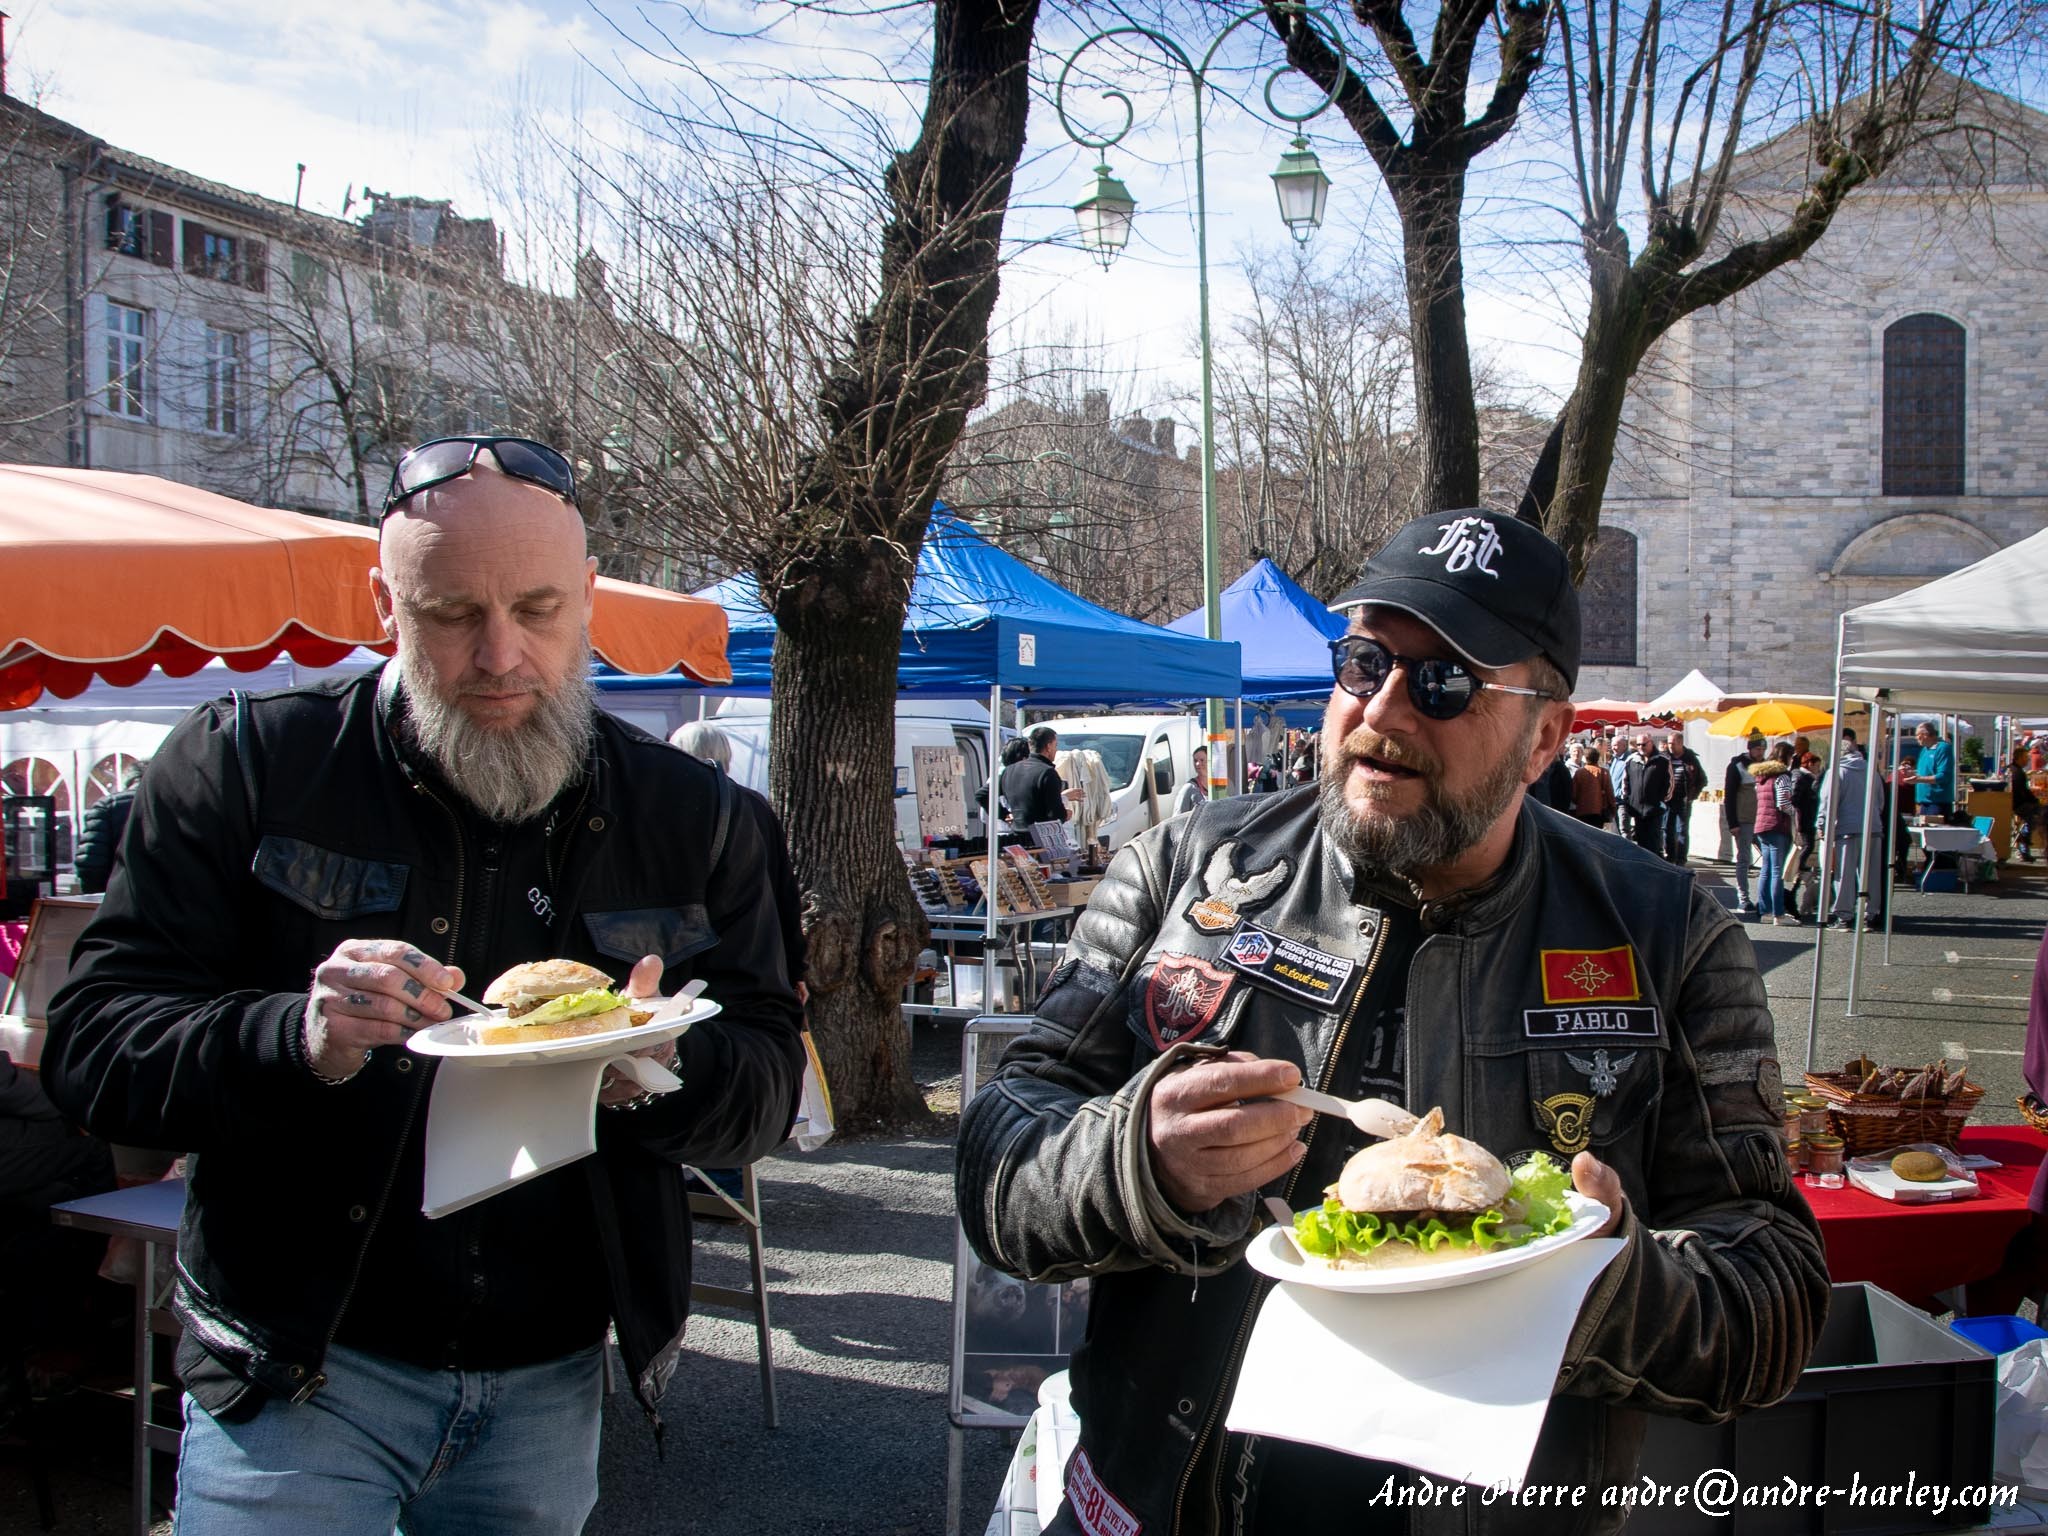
[45,437,803,1534]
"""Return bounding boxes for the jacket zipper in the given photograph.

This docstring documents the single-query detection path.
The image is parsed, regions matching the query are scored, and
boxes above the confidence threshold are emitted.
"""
[1170,925,1386,1534]
[293,781,467,1403]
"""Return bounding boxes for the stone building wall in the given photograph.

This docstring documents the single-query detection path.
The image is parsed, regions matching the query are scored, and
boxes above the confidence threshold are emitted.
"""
[1582,145,2048,701]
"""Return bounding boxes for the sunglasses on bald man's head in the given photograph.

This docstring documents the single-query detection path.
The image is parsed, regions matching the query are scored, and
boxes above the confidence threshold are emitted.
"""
[1329,634,1563,721]
[381,436,578,520]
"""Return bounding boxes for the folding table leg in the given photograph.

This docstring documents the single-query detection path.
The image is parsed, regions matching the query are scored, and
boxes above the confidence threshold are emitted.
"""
[132,1239,154,1536]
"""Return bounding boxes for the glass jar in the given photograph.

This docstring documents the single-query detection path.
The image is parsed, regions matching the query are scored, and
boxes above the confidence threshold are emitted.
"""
[1781,1101,1802,1152]
[1787,1137,1804,1173]
[1805,1133,1846,1188]
[1796,1096,1832,1141]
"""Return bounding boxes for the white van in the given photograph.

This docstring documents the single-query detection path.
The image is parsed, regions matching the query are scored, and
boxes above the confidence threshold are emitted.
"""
[1034,714,1207,851]
[698,699,1010,851]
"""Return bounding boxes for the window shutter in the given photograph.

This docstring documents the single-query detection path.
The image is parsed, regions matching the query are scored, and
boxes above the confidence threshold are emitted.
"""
[182,220,206,275]
[148,211,174,267]
[242,239,268,294]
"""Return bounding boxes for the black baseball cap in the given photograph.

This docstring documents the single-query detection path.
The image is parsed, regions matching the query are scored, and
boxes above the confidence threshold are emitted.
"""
[1330,509,1581,691]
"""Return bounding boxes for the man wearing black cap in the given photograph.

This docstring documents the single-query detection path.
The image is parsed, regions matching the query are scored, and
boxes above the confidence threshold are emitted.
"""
[958,509,1825,1536]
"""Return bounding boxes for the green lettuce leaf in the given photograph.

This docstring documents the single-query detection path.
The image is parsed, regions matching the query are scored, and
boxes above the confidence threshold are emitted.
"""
[1289,1152,1581,1265]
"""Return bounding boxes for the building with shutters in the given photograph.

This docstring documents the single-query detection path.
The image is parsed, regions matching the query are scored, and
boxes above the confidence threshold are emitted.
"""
[0,92,524,521]
[1571,82,2048,701]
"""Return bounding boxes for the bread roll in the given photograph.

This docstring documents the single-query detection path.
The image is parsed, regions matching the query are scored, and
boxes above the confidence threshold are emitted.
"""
[1334,1106,1512,1214]
[477,1004,630,1046]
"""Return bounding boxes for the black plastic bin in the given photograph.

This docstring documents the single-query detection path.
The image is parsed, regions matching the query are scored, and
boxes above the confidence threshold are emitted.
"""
[1633,1283,1999,1534]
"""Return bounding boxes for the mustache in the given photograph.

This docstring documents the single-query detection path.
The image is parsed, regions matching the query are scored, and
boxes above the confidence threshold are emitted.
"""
[1332,728,1441,778]
[457,676,542,697]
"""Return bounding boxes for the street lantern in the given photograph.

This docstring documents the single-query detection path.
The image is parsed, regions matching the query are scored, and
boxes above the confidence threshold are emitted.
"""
[1270,135,1331,242]
[1073,162,1137,267]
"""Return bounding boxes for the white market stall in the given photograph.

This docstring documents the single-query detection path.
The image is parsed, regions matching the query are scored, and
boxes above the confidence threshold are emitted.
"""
[1804,525,2048,1067]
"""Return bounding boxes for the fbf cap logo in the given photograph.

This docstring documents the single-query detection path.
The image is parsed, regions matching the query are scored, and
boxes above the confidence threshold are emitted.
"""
[1224,929,1274,967]
[1539,946,1641,1005]
[1418,515,1503,579]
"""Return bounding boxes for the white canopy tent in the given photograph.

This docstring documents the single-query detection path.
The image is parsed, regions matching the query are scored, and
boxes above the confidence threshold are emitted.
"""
[1646,669,1732,719]
[1805,526,2048,1067]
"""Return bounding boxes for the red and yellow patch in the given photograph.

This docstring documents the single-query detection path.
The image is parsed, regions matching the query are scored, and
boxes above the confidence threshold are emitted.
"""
[1539,946,1640,1005]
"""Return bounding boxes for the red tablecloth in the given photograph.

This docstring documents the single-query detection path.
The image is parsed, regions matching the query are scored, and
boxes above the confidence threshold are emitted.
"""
[1803,1125,2048,1305]
[0,920,23,980]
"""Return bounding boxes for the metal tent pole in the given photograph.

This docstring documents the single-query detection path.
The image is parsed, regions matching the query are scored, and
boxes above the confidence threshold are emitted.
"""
[1806,617,1848,1069]
[1884,710,1902,962]
[1234,698,1244,796]
[986,685,1002,954]
[1846,702,1884,1017]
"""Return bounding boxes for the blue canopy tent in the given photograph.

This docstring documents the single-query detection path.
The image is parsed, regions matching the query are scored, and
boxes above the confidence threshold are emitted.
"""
[603,509,1240,944]
[601,509,1240,703]
[1165,557,1345,701]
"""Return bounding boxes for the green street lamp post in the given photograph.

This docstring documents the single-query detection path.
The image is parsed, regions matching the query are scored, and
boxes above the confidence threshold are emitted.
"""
[1056,3,1344,798]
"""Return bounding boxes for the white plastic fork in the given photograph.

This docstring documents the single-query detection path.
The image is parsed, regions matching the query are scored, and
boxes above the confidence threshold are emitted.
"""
[1276,1086,1417,1141]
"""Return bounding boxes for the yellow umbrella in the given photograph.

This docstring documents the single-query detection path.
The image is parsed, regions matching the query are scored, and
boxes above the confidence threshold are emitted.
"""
[1707,700,1835,738]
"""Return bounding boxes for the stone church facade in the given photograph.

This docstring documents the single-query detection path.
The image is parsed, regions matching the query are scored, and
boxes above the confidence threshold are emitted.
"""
[1576,87,2048,701]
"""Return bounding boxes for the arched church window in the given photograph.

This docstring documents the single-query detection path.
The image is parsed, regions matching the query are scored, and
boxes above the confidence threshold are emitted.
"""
[1580,527,1637,668]
[1883,314,1965,496]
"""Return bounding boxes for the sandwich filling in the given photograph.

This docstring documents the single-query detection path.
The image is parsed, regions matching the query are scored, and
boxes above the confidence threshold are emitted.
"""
[502,987,627,1028]
[1293,1151,1577,1267]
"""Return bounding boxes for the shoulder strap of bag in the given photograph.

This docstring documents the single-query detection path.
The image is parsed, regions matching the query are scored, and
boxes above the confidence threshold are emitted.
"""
[707,766,734,873]
[231,689,261,824]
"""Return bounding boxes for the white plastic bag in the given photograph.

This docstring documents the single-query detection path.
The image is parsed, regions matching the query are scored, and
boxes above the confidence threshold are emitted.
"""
[791,1029,835,1152]
[1993,1338,2048,1486]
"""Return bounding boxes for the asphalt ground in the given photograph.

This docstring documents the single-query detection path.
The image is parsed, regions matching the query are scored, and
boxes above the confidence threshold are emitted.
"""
[7,852,2045,1536]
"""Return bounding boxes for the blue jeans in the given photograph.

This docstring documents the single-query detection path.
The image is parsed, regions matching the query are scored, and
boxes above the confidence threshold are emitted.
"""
[1756,829,1792,916]
[174,1341,605,1534]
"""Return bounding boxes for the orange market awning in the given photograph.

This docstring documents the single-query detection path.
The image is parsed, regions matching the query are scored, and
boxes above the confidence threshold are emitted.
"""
[0,465,729,709]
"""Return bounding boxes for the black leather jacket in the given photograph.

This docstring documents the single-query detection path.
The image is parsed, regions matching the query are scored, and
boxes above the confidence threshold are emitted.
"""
[45,669,804,1431]
[73,789,135,894]
[958,787,1826,1536]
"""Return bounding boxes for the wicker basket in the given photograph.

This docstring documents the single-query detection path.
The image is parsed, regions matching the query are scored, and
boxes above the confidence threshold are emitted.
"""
[2019,1094,2048,1135]
[1802,1071,1985,1154]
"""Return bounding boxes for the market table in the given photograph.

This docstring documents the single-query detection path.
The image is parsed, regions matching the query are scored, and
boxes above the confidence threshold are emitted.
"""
[49,1177,185,1536]
[1803,1125,2046,1308]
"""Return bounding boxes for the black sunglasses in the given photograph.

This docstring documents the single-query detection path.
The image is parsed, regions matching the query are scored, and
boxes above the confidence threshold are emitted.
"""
[381,436,578,520]
[1329,635,1561,721]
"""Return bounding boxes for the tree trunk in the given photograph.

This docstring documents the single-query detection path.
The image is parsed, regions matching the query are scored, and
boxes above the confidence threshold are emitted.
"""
[761,0,1039,1130]
[1393,168,1482,513]
[769,542,930,1131]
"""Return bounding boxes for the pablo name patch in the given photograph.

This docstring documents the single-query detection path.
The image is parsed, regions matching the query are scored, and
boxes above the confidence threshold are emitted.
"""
[1221,921,1356,1012]
[1524,1006,1662,1041]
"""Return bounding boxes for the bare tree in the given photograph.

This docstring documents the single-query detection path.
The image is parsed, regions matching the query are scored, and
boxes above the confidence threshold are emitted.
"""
[0,101,105,461]
[1208,247,1419,601]
[559,0,1042,1128]
[945,332,1204,621]
[1522,0,2046,570]
[1271,0,1551,515]
[1274,0,2043,575]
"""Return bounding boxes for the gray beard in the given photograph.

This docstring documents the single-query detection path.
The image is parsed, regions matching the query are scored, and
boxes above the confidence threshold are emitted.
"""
[401,639,596,824]
[1317,721,1536,878]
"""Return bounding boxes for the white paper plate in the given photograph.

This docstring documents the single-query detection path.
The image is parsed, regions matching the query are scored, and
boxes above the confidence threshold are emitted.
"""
[404,995,720,1066]
[1246,1191,1612,1295]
